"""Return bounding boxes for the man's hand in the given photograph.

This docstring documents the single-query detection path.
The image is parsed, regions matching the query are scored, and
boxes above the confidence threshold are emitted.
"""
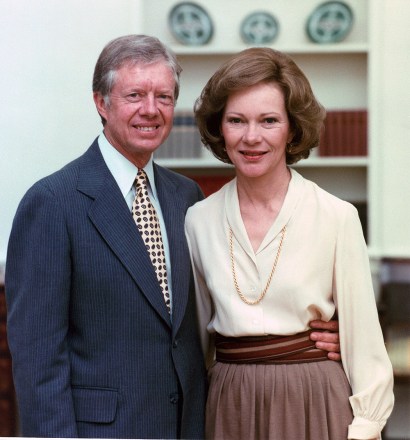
[309,319,341,361]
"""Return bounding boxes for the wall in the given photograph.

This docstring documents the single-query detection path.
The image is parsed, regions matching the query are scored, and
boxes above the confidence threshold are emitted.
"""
[0,0,143,266]
[368,0,410,258]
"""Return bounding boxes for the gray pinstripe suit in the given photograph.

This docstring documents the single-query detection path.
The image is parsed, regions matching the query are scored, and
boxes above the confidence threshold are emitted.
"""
[5,139,207,438]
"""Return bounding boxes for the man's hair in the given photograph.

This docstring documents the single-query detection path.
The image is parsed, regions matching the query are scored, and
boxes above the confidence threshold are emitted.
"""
[93,34,182,108]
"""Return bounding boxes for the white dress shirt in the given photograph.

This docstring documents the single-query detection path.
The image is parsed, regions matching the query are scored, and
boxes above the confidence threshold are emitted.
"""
[185,168,394,439]
[98,133,173,309]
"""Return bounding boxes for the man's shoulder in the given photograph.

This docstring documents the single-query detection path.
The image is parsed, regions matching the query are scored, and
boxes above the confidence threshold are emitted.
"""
[28,141,100,195]
[155,164,195,184]
[154,163,204,196]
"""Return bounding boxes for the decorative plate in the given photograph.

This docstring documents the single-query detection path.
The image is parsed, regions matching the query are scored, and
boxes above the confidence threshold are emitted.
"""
[240,11,279,45]
[168,2,213,46]
[306,1,354,43]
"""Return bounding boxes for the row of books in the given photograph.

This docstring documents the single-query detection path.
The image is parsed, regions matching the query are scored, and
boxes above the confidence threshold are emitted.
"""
[154,110,368,159]
[154,112,202,159]
[319,110,367,157]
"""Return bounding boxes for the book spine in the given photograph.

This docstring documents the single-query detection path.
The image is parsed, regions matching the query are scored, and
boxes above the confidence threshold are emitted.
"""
[319,110,367,157]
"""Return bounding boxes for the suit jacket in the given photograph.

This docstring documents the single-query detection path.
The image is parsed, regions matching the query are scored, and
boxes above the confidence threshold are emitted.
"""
[5,139,207,438]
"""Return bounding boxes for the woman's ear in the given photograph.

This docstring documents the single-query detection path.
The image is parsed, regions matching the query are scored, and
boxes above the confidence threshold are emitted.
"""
[287,129,295,145]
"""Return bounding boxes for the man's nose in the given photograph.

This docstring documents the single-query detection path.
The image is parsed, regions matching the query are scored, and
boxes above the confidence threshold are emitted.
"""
[140,95,159,116]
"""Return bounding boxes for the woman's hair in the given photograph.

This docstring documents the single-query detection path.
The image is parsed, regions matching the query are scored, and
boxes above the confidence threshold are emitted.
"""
[194,47,326,165]
[93,34,182,123]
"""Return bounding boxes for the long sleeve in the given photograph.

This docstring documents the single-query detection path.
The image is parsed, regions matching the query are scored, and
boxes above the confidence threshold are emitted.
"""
[333,205,394,439]
[185,219,215,369]
[5,181,78,437]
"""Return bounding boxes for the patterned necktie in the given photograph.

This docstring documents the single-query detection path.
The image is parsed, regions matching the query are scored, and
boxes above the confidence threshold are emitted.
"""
[132,169,170,313]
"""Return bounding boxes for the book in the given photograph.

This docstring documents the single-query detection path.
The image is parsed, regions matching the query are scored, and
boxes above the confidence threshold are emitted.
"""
[319,110,367,156]
[154,111,202,159]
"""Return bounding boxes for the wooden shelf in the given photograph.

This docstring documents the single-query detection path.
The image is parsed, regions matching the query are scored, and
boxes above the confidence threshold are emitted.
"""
[156,156,368,170]
[172,43,369,56]
[156,157,230,169]
[295,156,368,167]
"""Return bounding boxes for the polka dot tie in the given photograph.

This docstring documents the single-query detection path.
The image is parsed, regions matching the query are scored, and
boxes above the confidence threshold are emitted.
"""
[132,169,170,313]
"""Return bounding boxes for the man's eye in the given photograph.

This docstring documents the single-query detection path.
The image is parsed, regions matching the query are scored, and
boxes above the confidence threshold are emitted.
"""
[158,95,174,105]
[126,93,142,102]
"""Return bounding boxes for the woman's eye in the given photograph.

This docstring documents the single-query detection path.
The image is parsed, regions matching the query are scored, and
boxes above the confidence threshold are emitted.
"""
[228,117,242,124]
[264,117,277,124]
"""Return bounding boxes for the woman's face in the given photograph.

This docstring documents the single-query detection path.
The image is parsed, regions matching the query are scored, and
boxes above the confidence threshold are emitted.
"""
[221,82,293,180]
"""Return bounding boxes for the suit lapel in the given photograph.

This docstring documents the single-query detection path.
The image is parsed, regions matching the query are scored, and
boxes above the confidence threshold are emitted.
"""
[154,165,191,334]
[77,142,171,325]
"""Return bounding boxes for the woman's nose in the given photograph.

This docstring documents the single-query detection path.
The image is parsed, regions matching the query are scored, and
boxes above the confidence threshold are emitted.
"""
[242,123,262,144]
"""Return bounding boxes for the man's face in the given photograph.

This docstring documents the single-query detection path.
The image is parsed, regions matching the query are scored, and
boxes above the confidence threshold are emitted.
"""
[94,61,176,168]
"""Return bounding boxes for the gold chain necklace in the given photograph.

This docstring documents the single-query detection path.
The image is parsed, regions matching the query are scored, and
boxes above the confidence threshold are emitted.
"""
[229,225,286,305]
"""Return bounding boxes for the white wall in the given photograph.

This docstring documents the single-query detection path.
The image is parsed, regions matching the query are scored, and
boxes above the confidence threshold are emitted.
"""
[0,0,143,265]
[368,0,410,257]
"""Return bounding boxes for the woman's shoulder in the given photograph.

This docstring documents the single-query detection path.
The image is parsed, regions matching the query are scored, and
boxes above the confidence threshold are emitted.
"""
[293,169,358,219]
[297,171,352,205]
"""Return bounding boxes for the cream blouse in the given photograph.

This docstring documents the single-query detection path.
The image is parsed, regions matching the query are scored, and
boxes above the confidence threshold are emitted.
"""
[185,169,394,440]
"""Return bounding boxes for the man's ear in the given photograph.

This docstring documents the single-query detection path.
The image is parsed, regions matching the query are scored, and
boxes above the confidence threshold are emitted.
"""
[93,92,108,125]
[93,92,108,120]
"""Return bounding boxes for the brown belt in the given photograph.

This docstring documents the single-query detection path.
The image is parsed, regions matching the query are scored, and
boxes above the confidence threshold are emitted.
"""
[215,330,329,364]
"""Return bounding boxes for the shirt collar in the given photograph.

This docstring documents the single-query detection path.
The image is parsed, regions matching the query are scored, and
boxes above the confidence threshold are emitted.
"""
[97,132,158,200]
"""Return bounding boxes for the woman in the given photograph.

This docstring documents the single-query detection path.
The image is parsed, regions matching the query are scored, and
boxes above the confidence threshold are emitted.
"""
[185,48,394,440]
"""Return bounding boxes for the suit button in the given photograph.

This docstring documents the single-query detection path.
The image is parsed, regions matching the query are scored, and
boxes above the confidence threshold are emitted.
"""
[169,392,179,404]
[173,339,178,348]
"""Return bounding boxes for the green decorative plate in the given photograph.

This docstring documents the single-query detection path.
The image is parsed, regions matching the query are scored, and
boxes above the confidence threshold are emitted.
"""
[306,1,354,43]
[240,11,279,45]
[168,2,213,46]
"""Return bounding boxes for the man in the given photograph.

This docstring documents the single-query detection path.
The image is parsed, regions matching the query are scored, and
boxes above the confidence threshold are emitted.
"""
[5,35,340,438]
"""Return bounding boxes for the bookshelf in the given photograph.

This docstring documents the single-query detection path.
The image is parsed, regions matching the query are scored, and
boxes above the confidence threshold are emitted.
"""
[146,0,374,292]
[147,0,369,205]
[148,1,410,389]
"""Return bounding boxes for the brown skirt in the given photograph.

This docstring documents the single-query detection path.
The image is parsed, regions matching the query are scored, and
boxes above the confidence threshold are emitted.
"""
[206,360,353,440]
